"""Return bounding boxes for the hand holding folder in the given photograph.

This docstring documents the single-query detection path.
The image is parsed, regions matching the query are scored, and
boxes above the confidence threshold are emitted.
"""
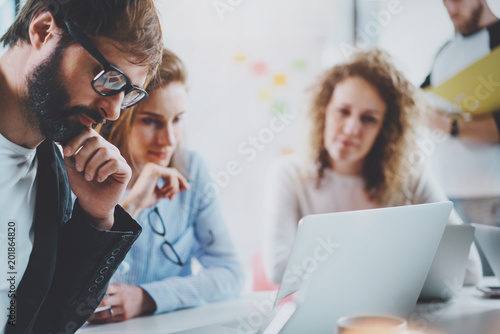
[424,46,500,118]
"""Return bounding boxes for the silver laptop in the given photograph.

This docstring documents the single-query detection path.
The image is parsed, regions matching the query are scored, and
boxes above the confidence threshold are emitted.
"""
[418,224,475,302]
[271,202,452,334]
[472,223,500,284]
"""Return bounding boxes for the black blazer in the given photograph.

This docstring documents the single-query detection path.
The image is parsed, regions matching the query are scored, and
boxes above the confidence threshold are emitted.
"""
[5,141,141,334]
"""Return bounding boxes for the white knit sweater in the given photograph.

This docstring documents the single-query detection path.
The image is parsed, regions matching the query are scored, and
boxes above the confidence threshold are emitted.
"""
[262,155,482,285]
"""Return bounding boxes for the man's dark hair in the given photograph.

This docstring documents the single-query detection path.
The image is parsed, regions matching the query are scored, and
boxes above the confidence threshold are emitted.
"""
[1,0,163,79]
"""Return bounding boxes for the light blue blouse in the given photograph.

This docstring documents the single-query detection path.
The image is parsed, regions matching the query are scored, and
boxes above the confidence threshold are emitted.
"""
[112,150,245,314]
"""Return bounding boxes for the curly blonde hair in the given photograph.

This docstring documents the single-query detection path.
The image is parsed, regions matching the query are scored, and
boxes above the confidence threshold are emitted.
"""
[308,49,422,205]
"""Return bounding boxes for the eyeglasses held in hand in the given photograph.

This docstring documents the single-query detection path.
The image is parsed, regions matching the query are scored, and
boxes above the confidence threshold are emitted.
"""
[148,207,214,266]
[64,21,148,109]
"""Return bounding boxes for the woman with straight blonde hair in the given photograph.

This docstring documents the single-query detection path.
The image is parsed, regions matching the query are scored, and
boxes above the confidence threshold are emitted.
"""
[262,49,482,285]
[90,49,244,323]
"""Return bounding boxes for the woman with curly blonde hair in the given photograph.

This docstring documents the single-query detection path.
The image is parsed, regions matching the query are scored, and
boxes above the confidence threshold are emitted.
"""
[309,49,419,206]
[262,49,481,285]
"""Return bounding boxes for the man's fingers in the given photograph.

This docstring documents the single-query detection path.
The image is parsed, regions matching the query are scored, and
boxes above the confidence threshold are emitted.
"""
[63,127,95,156]
[95,160,120,183]
[71,142,129,183]
[76,146,109,181]
[71,136,100,171]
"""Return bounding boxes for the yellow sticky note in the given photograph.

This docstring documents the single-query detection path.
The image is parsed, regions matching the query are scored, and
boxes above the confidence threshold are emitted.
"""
[259,89,271,101]
[274,74,287,86]
[234,55,247,62]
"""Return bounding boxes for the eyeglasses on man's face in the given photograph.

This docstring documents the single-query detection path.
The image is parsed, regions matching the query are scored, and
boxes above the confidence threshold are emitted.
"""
[64,21,148,109]
[148,207,215,266]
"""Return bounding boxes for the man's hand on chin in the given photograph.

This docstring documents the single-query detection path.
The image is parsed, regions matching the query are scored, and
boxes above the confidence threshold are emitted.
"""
[63,127,131,230]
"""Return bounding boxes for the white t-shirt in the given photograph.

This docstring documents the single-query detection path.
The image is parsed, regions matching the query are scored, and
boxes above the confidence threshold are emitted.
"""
[262,155,482,286]
[0,133,37,331]
[428,29,500,198]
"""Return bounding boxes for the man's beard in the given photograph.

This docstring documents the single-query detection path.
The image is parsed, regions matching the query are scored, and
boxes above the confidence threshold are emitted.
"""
[455,3,483,36]
[23,42,104,146]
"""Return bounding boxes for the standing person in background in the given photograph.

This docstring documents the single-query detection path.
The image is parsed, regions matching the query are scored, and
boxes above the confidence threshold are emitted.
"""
[0,0,162,332]
[91,49,244,324]
[422,0,500,275]
[262,49,482,286]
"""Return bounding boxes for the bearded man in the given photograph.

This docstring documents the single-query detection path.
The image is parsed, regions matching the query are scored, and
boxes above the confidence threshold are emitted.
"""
[422,0,500,276]
[0,1,163,332]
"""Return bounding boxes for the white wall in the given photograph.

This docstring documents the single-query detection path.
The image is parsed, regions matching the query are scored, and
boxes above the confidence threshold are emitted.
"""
[377,0,454,85]
[155,0,485,281]
[3,0,494,285]
[0,0,16,55]
[156,0,355,276]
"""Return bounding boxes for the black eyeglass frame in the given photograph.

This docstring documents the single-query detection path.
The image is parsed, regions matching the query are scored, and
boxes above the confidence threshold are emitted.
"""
[148,207,215,267]
[64,21,149,109]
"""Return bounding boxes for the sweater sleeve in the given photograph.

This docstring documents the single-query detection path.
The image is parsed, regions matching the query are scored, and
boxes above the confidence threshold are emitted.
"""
[408,164,482,285]
[262,157,303,285]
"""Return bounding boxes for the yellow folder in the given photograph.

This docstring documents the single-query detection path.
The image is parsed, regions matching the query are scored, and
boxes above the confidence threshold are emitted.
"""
[425,46,500,117]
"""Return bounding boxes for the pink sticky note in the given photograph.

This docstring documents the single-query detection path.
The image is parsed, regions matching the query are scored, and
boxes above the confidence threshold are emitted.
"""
[253,62,268,75]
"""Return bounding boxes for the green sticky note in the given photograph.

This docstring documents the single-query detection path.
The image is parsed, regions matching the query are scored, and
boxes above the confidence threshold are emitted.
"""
[293,59,307,70]
[272,102,288,116]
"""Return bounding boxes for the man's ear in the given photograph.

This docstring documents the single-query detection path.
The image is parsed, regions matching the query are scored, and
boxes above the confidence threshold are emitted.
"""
[28,11,60,50]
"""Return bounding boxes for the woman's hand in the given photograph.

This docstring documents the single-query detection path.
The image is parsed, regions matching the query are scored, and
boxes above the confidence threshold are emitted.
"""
[122,163,190,218]
[89,283,156,324]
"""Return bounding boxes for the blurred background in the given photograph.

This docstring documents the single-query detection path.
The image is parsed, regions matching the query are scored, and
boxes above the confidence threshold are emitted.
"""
[2,0,500,286]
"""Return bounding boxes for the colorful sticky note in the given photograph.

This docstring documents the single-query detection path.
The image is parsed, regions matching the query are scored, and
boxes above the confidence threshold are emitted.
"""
[274,74,287,86]
[252,62,268,75]
[293,59,308,70]
[280,147,294,155]
[272,101,288,116]
[234,54,247,62]
[258,89,272,101]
